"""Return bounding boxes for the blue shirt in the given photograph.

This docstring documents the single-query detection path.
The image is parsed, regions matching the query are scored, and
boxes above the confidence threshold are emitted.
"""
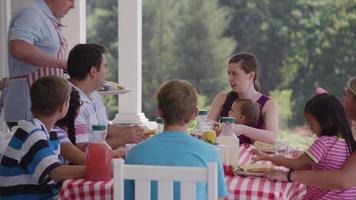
[3,0,62,122]
[0,119,61,199]
[125,131,228,200]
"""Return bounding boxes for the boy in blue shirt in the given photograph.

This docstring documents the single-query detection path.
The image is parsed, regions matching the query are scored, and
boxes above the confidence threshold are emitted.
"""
[0,76,85,199]
[125,79,228,200]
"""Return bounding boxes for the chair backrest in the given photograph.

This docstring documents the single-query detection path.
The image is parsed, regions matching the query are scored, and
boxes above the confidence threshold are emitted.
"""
[113,158,218,200]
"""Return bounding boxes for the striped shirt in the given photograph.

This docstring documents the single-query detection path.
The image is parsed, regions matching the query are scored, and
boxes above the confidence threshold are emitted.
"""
[304,136,356,199]
[51,126,71,164]
[52,126,70,145]
[0,119,61,199]
[71,83,108,144]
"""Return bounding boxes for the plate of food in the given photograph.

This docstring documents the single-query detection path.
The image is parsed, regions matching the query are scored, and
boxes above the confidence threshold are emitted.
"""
[233,163,272,177]
[253,141,276,153]
[98,81,131,95]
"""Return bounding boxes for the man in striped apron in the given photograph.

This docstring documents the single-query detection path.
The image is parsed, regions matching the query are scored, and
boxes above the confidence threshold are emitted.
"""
[3,0,74,128]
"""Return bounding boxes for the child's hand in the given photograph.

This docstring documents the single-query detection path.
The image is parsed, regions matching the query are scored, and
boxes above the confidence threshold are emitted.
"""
[252,148,271,162]
[265,169,288,182]
[112,147,126,158]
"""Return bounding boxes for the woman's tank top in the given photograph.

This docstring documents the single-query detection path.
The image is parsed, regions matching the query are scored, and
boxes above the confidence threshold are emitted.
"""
[219,91,270,144]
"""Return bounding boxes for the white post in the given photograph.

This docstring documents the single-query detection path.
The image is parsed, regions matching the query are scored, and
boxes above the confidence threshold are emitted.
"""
[62,0,86,51]
[0,0,11,133]
[0,0,10,78]
[114,0,148,124]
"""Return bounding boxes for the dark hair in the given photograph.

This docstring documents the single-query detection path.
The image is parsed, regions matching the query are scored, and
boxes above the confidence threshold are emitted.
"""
[55,88,81,144]
[67,43,106,80]
[304,94,356,153]
[30,76,70,117]
[234,99,260,127]
[157,79,198,126]
[229,52,260,91]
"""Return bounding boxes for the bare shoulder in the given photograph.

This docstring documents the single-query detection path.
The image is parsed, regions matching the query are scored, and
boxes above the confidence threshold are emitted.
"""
[212,92,229,108]
[208,92,229,121]
[214,92,229,102]
[262,98,278,113]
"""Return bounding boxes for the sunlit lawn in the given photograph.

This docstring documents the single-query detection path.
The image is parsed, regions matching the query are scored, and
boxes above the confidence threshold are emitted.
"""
[278,128,316,151]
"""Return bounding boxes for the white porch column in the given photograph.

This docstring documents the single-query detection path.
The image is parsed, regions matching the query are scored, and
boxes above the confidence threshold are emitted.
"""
[114,0,148,124]
[62,0,86,51]
[0,0,11,133]
[0,0,10,78]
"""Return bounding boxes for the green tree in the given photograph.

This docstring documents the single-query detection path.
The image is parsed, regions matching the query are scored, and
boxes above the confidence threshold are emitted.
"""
[87,0,118,119]
[172,0,235,103]
[281,0,356,124]
[142,0,235,119]
[142,0,179,120]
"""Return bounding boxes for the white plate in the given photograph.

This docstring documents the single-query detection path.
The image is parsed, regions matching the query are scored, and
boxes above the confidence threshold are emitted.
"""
[234,170,265,177]
[98,89,131,95]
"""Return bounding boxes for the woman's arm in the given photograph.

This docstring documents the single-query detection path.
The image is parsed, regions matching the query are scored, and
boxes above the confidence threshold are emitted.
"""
[233,99,279,144]
[61,143,86,165]
[207,92,228,121]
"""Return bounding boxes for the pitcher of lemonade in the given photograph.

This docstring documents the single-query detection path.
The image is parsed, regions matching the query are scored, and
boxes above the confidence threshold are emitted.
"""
[85,125,112,181]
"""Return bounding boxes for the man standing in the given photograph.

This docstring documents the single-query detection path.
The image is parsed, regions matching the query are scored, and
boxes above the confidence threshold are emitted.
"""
[3,0,75,128]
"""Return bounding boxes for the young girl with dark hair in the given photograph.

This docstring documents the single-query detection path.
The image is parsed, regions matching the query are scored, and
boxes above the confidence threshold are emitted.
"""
[53,88,86,164]
[254,93,356,199]
[56,87,81,145]
[53,88,125,164]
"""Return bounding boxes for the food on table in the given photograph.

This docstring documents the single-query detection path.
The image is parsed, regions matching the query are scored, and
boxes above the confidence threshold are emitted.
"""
[243,163,271,173]
[99,81,125,91]
[213,122,223,136]
[254,141,276,153]
[143,129,156,138]
[201,130,217,144]
[234,165,244,172]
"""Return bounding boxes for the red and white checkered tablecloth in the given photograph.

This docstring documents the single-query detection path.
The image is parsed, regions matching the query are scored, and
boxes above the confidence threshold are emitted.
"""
[224,145,306,200]
[59,145,306,200]
[59,178,113,200]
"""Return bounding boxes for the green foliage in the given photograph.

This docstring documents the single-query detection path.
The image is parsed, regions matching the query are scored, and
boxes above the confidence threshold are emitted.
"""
[278,129,315,150]
[86,0,355,127]
[102,95,118,120]
[220,0,356,126]
[269,89,293,129]
[279,0,356,124]
[141,0,235,120]
[87,0,118,117]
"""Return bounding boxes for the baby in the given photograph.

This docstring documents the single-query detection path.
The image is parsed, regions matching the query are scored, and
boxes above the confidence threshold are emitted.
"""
[228,98,260,127]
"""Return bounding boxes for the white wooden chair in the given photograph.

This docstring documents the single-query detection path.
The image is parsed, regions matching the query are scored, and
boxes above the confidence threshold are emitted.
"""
[112,158,218,200]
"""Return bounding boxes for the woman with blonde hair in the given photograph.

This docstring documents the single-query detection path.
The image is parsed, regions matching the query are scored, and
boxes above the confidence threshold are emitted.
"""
[265,76,356,191]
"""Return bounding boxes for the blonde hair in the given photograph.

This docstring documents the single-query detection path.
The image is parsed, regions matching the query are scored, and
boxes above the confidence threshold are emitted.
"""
[156,79,197,125]
[233,99,260,127]
[346,76,356,99]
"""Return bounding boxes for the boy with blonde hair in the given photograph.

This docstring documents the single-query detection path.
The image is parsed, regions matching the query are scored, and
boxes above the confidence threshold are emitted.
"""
[125,79,228,200]
[0,76,85,199]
